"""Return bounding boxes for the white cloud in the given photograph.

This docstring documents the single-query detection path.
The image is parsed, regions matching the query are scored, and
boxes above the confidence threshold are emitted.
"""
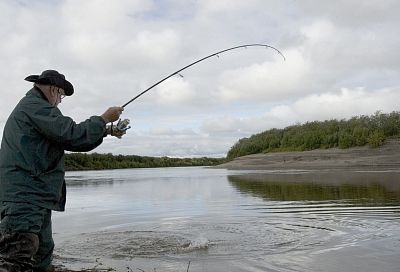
[197,0,262,13]
[287,87,400,122]
[216,49,310,102]
[153,77,196,106]
[201,116,245,136]
[147,127,196,137]
[301,20,336,44]
[62,0,149,30]
[65,28,180,70]
[1,0,400,157]
[299,0,400,27]
[95,130,231,158]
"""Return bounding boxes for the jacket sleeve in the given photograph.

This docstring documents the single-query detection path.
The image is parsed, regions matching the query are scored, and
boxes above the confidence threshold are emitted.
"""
[25,103,107,152]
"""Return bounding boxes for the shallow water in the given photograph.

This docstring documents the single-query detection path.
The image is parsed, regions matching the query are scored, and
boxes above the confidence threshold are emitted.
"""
[53,167,400,272]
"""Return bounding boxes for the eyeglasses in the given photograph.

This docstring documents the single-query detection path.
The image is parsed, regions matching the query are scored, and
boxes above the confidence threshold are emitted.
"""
[58,90,66,100]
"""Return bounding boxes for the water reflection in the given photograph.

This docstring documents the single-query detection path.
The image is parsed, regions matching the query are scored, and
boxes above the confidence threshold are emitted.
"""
[66,176,115,186]
[228,171,400,205]
[55,168,400,272]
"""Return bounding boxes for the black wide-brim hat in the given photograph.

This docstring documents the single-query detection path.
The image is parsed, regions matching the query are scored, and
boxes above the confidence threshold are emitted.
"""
[25,70,74,96]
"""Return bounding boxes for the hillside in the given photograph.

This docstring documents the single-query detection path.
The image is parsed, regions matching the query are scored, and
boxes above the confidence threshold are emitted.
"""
[217,138,400,171]
[227,111,400,160]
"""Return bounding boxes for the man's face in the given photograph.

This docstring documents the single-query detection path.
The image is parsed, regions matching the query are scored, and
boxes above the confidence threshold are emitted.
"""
[49,86,65,106]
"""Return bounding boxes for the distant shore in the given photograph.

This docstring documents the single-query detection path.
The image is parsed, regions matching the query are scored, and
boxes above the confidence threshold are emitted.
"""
[216,139,400,171]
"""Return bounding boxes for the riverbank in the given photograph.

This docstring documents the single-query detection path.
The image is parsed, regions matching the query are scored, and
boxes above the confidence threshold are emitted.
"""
[217,139,400,171]
[66,153,225,171]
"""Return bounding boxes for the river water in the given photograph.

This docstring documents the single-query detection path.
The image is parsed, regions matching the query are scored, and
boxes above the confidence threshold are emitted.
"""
[53,167,400,272]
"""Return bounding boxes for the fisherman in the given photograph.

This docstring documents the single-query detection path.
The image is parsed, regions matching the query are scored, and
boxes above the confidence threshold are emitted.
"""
[0,70,127,272]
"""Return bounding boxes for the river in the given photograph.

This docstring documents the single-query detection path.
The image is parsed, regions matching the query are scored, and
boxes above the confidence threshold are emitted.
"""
[52,167,400,272]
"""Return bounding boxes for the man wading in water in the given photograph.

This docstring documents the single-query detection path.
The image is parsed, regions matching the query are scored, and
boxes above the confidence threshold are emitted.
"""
[0,70,126,271]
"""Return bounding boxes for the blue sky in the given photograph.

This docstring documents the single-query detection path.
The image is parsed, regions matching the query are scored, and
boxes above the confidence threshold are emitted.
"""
[0,0,399,157]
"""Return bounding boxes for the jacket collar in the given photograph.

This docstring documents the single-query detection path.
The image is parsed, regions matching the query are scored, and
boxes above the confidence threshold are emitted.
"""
[28,86,49,103]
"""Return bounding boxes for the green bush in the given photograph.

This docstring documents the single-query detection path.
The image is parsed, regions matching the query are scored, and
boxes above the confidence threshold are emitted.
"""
[65,153,226,171]
[367,130,385,147]
[227,111,400,160]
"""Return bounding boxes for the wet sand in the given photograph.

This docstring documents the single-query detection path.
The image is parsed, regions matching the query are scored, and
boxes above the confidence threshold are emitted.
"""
[216,139,400,171]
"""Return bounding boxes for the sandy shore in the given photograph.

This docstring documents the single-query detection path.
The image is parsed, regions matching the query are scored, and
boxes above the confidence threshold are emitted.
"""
[216,139,400,171]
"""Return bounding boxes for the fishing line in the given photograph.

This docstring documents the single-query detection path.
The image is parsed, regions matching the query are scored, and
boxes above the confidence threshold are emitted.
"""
[121,43,285,108]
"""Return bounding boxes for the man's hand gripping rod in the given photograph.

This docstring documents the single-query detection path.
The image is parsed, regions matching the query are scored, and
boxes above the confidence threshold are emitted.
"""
[109,118,131,136]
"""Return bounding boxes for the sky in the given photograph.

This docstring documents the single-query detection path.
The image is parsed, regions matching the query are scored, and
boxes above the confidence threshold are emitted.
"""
[0,0,399,157]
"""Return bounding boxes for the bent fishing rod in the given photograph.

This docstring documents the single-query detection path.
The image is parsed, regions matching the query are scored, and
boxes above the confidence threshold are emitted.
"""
[121,43,285,108]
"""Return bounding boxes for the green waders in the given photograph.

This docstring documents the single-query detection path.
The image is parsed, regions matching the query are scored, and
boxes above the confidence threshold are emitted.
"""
[0,202,54,272]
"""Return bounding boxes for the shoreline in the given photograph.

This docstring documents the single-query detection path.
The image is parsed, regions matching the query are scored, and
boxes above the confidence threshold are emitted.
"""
[216,139,400,171]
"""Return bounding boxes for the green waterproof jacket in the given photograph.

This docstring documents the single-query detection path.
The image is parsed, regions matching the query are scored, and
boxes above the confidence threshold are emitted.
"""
[0,87,106,211]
